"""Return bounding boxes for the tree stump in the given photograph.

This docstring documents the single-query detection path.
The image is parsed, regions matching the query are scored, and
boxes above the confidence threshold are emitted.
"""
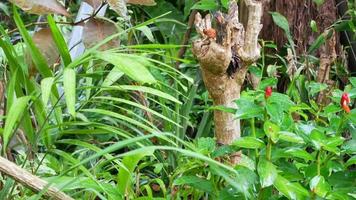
[192,0,262,164]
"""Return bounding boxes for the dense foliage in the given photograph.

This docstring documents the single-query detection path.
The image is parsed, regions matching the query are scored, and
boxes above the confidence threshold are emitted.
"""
[0,0,355,199]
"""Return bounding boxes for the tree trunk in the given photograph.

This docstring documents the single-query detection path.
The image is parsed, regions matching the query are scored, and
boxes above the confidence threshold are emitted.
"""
[192,0,262,164]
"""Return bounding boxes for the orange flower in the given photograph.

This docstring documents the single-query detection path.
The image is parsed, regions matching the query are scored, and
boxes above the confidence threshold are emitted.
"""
[340,93,351,113]
[265,86,272,99]
[203,28,217,39]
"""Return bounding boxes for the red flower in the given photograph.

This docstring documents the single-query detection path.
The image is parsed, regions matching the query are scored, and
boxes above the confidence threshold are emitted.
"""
[265,86,272,99]
[340,93,351,113]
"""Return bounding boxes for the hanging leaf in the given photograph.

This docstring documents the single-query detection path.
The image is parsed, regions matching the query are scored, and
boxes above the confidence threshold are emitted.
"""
[9,0,70,16]
[83,18,120,50]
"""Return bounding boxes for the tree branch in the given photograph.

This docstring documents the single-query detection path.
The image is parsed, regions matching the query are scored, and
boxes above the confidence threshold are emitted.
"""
[0,156,73,200]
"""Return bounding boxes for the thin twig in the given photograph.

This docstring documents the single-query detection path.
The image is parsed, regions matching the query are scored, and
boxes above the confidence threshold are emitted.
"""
[175,10,198,69]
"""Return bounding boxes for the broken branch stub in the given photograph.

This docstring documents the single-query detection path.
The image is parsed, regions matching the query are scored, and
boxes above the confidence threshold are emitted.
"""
[192,0,262,163]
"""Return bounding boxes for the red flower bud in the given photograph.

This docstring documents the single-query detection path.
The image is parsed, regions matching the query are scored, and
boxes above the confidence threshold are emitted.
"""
[265,86,272,99]
[340,93,351,113]
[203,28,217,39]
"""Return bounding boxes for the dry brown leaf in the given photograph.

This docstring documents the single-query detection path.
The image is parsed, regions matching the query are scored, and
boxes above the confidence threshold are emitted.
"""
[84,0,104,10]
[27,28,59,76]
[83,18,120,50]
[107,0,128,19]
[9,0,70,16]
[127,0,156,6]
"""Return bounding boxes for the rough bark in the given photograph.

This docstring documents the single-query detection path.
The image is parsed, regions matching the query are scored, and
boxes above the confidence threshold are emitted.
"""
[192,0,262,164]
[0,156,73,200]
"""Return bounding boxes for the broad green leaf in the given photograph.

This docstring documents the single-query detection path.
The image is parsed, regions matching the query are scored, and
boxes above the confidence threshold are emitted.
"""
[285,148,314,161]
[63,68,76,117]
[233,137,265,149]
[274,175,309,200]
[41,77,55,104]
[196,137,216,155]
[279,131,304,144]
[310,175,331,198]
[3,96,32,150]
[271,12,290,33]
[307,81,327,96]
[95,52,156,84]
[264,121,280,143]
[117,149,154,196]
[257,159,278,188]
[174,176,214,193]
[350,77,356,87]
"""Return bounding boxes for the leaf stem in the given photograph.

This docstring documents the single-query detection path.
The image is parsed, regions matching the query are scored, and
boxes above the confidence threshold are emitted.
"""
[266,138,272,161]
[316,149,322,176]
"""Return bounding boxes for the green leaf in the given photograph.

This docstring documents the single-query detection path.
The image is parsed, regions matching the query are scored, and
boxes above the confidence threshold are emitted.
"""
[310,175,331,198]
[257,159,278,188]
[196,137,216,155]
[107,85,181,104]
[235,96,264,119]
[191,0,217,11]
[264,121,280,143]
[310,20,318,32]
[308,34,325,54]
[313,0,325,6]
[95,52,156,84]
[13,7,53,77]
[118,149,154,196]
[285,148,315,161]
[307,81,327,96]
[3,96,32,150]
[271,12,290,33]
[47,15,72,67]
[136,26,155,42]
[233,137,265,149]
[274,175,309,199]
[174,176,214,193]
[41,77,55,105]
[350,77,356,87]
[63,68,76,117]
[278,131,305,144]
[102,66,124,87]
